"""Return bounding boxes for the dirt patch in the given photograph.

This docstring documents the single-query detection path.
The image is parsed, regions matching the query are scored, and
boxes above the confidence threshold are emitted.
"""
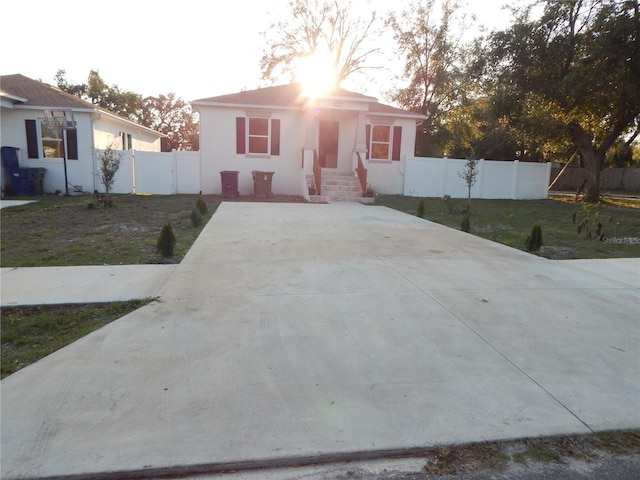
[212,194,308,203]
[472,224,508,234]
[421,430,640,477]
[538,245,579,259]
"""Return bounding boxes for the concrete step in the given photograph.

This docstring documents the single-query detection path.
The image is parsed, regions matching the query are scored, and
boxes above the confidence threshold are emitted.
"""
[323,179,361,186]
[321,169,355,176]
[322,183,362,192]
[309,195,374,204]
[321,189,362,196]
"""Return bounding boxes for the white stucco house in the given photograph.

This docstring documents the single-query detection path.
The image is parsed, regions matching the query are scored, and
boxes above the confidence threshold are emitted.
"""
[192,83,425,200]
[1,74,164,195]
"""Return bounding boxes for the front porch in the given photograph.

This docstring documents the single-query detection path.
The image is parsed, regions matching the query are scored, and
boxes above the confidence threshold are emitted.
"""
[306,169,374,204]
[300,104,372,203]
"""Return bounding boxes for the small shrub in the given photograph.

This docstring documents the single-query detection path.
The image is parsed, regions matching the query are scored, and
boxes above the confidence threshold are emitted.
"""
[364,183,375,197]
[442,194,456,214]
[574,203,607,239]
[195,195,208,214]
[461,214,470,232]
[97,147,121,207]
[526,223,543,252]
[417,199,425,218]
[458,158,479,213]
[190,207,202,228]
[156,222,176,258]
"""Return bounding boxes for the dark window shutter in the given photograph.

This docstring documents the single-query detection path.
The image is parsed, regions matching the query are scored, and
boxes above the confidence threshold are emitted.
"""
[236,117,246,154]
[66,129,78,160]
[392,126,402,161]
[25,120,39,158]
[270,119,280,156]
[365,124,371,160]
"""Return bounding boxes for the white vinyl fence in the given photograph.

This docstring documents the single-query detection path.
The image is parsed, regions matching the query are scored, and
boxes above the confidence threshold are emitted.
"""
[95,149,201,195]
[95,150,551,199]
[404,157,552,199]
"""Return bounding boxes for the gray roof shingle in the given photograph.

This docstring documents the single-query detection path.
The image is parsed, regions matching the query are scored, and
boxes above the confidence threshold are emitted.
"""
[1,74,96,110]
[193,82,424,118]
[1,74,164,137]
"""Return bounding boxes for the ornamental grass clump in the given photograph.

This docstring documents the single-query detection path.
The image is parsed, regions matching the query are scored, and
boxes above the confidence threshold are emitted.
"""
[156,222,176,258]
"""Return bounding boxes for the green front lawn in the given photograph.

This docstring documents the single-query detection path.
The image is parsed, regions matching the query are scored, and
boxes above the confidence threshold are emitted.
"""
[374,194,639,259]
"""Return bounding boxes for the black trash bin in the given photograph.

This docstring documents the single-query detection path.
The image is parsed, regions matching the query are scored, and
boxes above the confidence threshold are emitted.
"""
[27,168,46,195]
[251,171,275,198]
[1,146,46,196]
[220,170,239,199]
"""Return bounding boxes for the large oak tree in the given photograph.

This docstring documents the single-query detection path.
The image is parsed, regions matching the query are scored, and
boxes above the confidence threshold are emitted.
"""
[482,0,640,202]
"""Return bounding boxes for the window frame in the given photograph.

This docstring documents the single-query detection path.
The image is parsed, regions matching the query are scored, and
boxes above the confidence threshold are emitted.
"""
[236,114,280,157]
[365,121,402,162]
[247,116,271,155]
[39,118,64,159]
[369,124,392,161]
[121,132,133,150]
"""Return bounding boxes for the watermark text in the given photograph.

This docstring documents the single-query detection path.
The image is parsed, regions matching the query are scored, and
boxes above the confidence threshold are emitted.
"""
[601,237,640,245]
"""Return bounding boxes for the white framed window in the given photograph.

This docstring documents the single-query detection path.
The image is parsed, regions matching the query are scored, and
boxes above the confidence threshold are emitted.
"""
[28,119,78,160]
[370,124,391,160]
[366,122,402,162]
[121,132,133,150]
[236,116,281,156]
[248,117,270,154]
[40,119,64,158]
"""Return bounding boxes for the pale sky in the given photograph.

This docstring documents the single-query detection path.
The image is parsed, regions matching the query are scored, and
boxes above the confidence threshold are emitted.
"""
[1,0,515,104]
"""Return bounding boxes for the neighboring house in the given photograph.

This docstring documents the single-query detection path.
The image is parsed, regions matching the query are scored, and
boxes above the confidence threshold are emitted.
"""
[192,83,425,199]
[1,74,164,194]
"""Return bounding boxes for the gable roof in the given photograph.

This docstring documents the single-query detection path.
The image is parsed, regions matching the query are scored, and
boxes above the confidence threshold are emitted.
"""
[192,83,425,119]
[0,74,164,137]
[1,74,97,110]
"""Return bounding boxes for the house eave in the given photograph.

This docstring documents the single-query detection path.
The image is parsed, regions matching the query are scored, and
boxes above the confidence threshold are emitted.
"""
[192,101,302,112]
[367,111,427,120]
[192,101,424,120]
[96,109,167,138]
[319,93,378,104]
[0,92,29,105]
[6,103,165,138]
[10,104,96,114]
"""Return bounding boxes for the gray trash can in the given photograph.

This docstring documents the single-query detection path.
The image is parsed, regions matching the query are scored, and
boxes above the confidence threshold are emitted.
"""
[220,170,239,199]
[251,171,275,198]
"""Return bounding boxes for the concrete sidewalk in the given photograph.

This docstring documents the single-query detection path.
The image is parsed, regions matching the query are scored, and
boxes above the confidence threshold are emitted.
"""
[1,202,638,479]
[1,264,177,306]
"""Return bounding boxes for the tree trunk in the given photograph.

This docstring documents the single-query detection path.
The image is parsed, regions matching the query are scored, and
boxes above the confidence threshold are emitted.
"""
[568,121,604,203]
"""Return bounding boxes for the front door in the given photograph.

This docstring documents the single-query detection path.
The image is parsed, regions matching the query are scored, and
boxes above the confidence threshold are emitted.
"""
[319,120,339,168]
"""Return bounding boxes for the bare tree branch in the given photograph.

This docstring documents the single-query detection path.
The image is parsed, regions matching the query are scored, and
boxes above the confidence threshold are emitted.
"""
[260,0,385,86]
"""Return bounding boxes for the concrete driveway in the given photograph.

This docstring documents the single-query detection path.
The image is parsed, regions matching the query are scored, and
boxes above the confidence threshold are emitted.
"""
[1,202,638,479]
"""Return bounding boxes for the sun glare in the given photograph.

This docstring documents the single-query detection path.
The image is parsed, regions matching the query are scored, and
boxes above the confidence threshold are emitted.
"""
[297,50,337,98]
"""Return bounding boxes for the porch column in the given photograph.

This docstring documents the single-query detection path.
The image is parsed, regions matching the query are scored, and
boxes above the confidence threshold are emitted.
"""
[302,106,318,175]
[353,111,368,172]
[303,107,318,151]
[354,111,367,154]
